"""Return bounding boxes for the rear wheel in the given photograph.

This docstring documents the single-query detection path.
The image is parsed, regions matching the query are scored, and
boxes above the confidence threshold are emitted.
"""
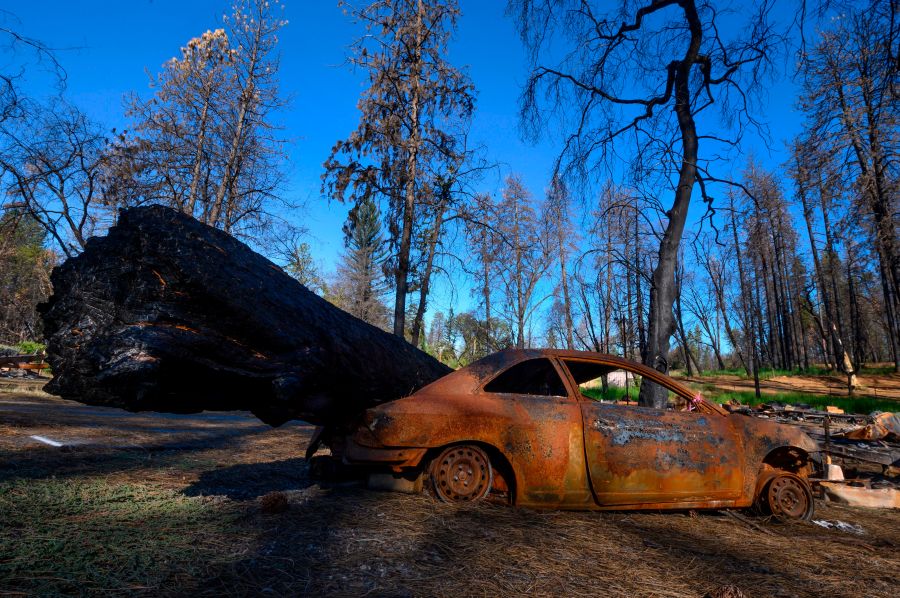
[430,444,493,503]
[762,473,814,521]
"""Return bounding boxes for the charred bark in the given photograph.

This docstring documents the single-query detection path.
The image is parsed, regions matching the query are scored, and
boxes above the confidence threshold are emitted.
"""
[39,205,451,426]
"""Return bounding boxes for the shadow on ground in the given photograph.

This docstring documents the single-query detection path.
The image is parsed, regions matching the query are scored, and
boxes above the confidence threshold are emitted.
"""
[0,424,281,484]
[193,476,898,598]
[183,457,313,500]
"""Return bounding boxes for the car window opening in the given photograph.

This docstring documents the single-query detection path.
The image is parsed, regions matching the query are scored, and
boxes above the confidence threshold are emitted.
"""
[563,360,689,411]
[483,358,567,396]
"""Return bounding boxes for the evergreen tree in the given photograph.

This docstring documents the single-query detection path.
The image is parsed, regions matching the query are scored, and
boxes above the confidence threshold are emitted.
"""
[284,242,323,294]
[329,197,391,329]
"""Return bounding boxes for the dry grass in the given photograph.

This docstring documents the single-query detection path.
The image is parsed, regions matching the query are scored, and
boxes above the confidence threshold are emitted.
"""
[2,390,899,597]
[201,488,898,598]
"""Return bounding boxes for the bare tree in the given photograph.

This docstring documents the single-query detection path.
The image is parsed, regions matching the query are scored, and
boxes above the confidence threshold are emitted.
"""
[463,192,500,351]
[799,0,900,370]
[0,11,66,125]
[572,183,650,359]
[115,29,234,217]
[691,232,746,371]
[493,175,554,349]
[511,0,782,407]
[742,162,808,374]
[791,139,858,386]
[681,249,728,371]
[0,100,109,257]
[545,174,576,349]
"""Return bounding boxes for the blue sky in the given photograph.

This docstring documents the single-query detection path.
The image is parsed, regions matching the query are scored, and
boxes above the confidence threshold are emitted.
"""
[8,0,812,321]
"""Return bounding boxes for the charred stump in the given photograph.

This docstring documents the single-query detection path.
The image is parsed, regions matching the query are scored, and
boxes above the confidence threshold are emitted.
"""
[39,205,451,426]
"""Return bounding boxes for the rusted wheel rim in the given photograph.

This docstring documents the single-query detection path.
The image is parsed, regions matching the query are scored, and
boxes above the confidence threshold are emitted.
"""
[766,474,813,521]
[432,445,492,503]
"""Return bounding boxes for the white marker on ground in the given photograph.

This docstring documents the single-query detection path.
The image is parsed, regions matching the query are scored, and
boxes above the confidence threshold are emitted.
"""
[30,435,63,447]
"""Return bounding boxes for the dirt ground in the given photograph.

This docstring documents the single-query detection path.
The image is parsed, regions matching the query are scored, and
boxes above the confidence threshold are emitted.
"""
[680,368,900,402]
[2,389,899,597]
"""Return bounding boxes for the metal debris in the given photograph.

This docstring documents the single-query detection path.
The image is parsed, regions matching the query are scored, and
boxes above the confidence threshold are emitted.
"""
[812,519,866,534]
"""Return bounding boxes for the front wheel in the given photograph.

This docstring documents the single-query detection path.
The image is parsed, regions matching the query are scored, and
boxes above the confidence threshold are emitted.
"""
[430,444,493,503]
[762,473,815,521]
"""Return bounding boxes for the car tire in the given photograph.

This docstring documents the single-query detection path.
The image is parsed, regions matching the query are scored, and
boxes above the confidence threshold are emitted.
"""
[430,444,493,503]
[760,472,815,521]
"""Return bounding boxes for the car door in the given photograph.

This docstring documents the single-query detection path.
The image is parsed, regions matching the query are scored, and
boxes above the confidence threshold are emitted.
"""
[559,358,744,507]
[480,357,593,508]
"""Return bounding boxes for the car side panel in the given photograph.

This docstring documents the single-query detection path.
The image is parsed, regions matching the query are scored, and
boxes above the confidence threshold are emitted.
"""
[732,414,821,499]
[363,392,594,508]
[581,403,744,505]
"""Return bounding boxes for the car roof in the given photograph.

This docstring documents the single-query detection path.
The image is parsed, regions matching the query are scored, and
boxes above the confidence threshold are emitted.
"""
[415,348,706,403]
[467,348,670,376]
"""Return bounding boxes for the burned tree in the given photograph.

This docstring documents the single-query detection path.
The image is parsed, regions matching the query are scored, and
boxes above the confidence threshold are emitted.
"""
[322,0,475,340]
[546,175,576,350]
[798,1,900,371]
[512,0,781,407]
[39,205,451,427]
[494,175,554,349]
[108,0,288,238]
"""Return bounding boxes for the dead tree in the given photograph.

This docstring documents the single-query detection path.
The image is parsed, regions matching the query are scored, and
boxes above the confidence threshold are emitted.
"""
[39,205,451,426]
[0,101,109,258]
[513,0,781,408]
[799,1,900,370]
[109,0,288,239]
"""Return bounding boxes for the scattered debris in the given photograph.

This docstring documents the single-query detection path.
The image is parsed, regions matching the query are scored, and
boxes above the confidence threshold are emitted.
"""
[29,435,63,447]
[727,402,900,509]
[820,482,900,509]
[811,519,866,534]
[0,354,50,379]
[840,412,900,442]
[823,463,845,481]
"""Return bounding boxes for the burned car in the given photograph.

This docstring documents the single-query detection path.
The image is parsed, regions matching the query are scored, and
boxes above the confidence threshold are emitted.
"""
[316,349,820,520]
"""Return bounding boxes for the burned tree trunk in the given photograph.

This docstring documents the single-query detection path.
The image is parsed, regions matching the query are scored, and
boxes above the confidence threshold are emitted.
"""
[39,205,451,426]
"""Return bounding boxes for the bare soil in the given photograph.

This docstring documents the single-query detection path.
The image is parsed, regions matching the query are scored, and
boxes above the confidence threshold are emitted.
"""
[2,390,899,597]
[680,369,900,402]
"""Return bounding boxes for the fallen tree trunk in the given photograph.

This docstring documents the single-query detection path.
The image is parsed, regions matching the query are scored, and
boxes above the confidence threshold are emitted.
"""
[39,205,452,426]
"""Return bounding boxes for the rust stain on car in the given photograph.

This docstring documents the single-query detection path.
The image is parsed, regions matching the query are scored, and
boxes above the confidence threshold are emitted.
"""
[320,349,820,520]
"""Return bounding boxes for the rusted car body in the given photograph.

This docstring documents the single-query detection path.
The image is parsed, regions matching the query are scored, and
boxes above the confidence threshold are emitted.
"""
[324,349,820,519]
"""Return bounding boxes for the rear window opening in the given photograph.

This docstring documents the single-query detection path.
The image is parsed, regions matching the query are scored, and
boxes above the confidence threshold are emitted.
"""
[483,358,567,396]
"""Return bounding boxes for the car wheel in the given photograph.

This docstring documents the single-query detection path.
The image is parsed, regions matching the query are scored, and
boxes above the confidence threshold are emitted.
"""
[763,473,814,521]
[430,444,493,503]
